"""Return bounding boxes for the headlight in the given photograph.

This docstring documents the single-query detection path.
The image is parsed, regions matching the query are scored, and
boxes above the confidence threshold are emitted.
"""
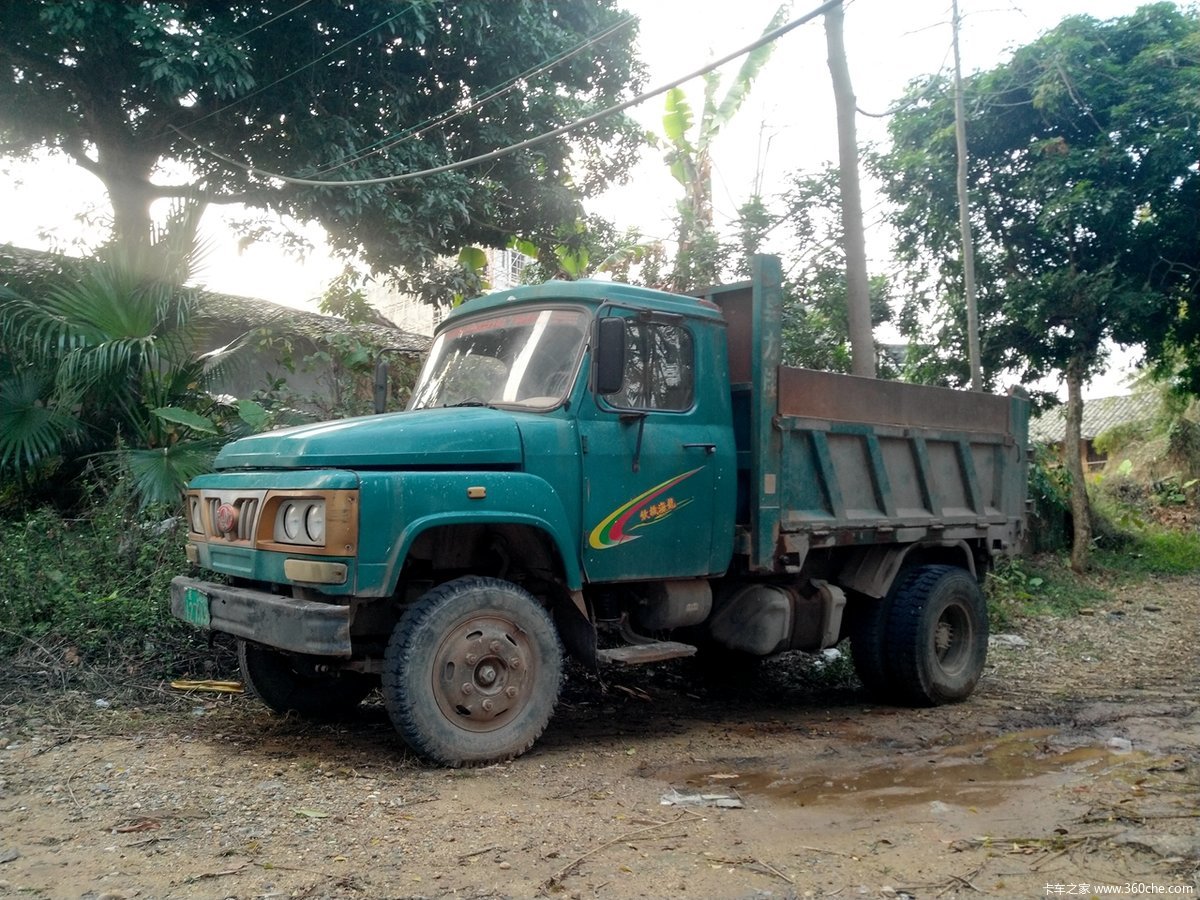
[283,502,303,540]
[304,503,325,542]
[274,499,327,546]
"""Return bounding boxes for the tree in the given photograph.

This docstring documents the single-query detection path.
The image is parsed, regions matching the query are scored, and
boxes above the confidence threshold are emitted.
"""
[876,3,1200,571]
[657,4,789,292]
[771,169,893,373]
[0,214,262,507]
[0,1,644,277]
[823,0,874,378]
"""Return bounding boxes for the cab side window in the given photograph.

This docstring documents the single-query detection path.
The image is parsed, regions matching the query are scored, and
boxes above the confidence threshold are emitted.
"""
[608,322,694,411]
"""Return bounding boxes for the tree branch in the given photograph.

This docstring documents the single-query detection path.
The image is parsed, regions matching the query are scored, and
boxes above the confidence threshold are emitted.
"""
[0,43,94,102]
[142,181,269,207]
[61,137,101,175]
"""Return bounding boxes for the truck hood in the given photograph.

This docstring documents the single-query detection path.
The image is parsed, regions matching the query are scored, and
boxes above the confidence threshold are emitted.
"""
[214,407,523,470]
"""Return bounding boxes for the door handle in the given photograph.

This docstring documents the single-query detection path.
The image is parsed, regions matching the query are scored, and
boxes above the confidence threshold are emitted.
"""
[682,443,717,454]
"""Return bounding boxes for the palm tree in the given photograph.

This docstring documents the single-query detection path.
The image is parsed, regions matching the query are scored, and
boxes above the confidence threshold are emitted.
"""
[0,207,254,507]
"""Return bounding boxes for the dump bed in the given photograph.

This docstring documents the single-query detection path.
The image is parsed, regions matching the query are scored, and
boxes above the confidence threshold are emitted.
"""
[697,256,1029,574]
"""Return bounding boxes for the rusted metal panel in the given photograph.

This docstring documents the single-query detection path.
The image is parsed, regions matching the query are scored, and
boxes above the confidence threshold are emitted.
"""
[777,367,1012,434]
[170,576,352,656]
[597,641,697,665]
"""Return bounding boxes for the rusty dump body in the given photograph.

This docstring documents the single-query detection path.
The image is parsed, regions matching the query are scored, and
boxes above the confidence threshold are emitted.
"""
[700,257,1029,588]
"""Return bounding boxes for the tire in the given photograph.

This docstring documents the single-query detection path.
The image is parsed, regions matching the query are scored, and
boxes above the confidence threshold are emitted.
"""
[847,591,898,702]
[885,565,988,706]
[382,576,563,767]
[238,640,374,721]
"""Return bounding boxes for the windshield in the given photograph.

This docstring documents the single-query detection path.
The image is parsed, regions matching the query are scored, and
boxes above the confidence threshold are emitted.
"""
[409,307,589,410]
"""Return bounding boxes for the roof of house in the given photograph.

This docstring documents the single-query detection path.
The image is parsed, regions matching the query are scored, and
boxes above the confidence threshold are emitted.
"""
[198,292,429,354]
[1029,393,1156,443]
[1,243,430,355]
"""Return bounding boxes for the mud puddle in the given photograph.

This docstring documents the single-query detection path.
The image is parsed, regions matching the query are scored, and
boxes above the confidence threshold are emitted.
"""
[653,727,1146,812]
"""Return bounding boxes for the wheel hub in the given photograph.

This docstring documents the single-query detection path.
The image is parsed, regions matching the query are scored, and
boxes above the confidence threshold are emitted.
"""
[433,615,533,732]
[934,604,971,674]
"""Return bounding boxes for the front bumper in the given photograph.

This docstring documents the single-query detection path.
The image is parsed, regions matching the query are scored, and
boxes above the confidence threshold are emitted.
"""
[170,576,352,656]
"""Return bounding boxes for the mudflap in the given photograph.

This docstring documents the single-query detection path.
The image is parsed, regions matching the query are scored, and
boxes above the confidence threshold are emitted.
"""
[553,593,597,673]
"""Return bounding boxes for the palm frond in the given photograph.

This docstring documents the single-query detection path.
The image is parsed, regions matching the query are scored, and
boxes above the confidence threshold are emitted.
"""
[0,369,81,472]
[119,440,220,509]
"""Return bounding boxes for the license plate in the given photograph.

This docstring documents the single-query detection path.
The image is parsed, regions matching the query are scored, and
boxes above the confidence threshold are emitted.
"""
[182,586,211,628]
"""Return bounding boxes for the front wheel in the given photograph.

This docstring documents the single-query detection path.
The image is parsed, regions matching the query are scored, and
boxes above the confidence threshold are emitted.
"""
[885,565,988,706]
[382,576,563,766]
[238,640,374,721]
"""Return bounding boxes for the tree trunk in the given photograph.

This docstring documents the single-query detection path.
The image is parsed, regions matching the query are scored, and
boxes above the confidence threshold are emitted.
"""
[95,139,159,251]
[1064,357,1091,573]
[824,1,875,379]
[950,0,982,391]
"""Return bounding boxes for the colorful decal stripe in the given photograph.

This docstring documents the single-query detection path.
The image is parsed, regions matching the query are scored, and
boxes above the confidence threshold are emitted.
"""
[588,467,703,550]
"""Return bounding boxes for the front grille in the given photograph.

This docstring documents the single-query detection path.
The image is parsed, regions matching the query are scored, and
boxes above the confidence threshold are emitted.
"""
[236,497,258,541]
[203,494,263,541]
[206,498,220,537]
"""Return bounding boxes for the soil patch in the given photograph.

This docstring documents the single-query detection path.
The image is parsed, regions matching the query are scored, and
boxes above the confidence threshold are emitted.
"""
[1,576,1198,899]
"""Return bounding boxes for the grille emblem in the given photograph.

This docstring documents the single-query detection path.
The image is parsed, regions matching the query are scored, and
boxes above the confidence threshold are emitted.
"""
[215,503,239,536]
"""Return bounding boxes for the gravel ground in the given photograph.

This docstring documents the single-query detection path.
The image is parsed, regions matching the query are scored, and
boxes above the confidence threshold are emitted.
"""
[0,573,1197,899]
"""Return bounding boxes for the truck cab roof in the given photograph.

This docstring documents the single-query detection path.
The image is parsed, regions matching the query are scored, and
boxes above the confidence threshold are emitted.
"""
[449,278,726,324]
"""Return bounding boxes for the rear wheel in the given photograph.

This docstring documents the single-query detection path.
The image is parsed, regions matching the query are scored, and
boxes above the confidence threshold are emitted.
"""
[382,576,563,766]
[885,565,988,705]
[238,640,374,721]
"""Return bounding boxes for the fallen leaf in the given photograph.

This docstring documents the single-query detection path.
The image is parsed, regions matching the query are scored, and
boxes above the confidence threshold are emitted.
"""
[293,807,331,819]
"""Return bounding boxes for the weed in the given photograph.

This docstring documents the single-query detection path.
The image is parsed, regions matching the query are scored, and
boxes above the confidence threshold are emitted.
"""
[987,557,1111,626]
[0,481,211,674]
[1095,529,1200,575]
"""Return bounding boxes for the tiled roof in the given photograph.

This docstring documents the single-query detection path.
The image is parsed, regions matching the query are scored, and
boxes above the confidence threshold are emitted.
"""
[1029,393,1156,443]
[198,292,429,353]
[0,243,430,355]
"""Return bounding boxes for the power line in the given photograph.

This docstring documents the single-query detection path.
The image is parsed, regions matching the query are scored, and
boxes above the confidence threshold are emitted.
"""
[230,0,316,42]
[189,2,421,128]
[309,13,637,177]
[176,0,843,189]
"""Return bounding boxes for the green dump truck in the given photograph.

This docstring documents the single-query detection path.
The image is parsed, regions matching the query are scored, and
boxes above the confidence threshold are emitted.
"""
[172,255,1029,766]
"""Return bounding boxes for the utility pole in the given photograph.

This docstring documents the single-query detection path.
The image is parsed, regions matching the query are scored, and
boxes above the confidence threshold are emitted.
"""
[951,0,982,391]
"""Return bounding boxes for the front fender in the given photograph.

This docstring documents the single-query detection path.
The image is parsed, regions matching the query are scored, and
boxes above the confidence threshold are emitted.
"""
[356,471,582,595]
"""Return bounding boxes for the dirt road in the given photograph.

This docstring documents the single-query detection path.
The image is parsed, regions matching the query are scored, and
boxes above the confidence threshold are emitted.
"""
[1,575,1197,899]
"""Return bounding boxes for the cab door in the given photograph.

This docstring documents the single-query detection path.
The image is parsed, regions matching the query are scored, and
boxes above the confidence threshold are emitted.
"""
[578,311,723,583]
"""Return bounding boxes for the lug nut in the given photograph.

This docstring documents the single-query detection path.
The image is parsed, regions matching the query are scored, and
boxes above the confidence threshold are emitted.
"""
[509,657,522,670]
[505,686,519,698]
[481,699,494,712]
[461,683,474,695]
[465,653,478,665]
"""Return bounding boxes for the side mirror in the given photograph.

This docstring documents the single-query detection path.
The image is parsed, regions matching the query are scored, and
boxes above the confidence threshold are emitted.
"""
[594,317,626,395]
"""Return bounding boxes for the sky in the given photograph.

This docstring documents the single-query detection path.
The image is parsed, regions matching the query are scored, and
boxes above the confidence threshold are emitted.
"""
[0,0,1165,395]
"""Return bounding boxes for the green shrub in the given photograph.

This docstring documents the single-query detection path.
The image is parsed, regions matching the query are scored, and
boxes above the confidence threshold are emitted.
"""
[1026,447,1071,553]
[1095,528,1200,575]
[0,484,209,671]
[986,557,1110,626]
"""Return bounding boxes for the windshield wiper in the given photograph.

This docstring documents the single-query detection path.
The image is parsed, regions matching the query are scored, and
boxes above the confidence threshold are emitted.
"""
[444,400,494,408]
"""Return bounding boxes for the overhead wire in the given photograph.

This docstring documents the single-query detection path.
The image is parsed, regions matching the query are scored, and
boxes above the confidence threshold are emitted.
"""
[188,1,422,128]
[229,0,316,42]
[308,12,638,177]
[174,0,844,189]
